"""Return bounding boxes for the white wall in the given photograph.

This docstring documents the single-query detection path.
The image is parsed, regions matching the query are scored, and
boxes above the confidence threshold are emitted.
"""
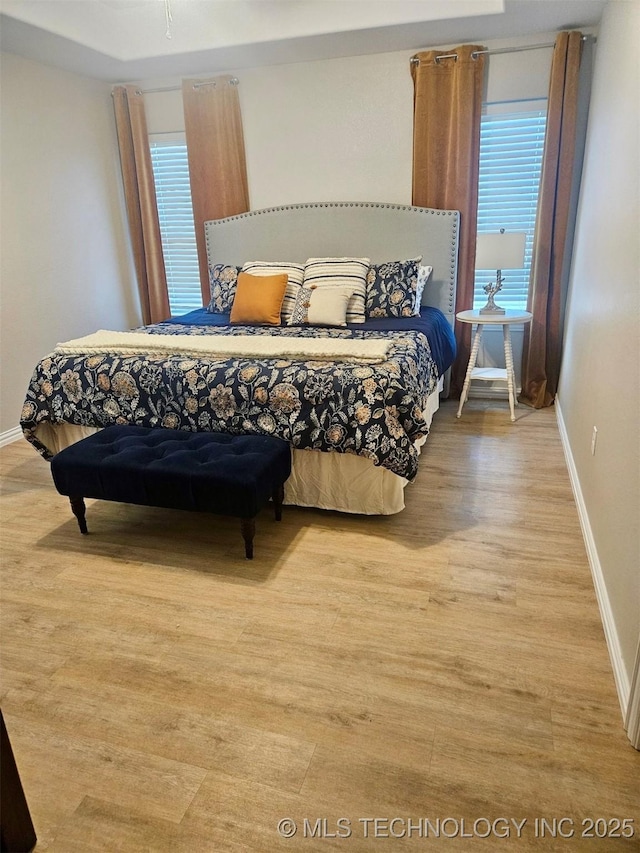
[558,0,640,692]
[144,49,416,206]
[0,52,139,436]
[144,32,556,207]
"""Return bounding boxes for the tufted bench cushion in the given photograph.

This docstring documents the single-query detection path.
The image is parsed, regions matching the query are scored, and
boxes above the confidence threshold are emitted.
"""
[50,425,292,558]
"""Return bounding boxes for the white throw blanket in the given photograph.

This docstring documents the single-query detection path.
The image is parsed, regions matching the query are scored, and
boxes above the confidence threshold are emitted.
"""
[55,330,392,364]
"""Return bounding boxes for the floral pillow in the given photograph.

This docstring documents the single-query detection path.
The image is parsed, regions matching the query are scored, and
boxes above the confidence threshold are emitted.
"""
[365,257,422,319]
[207,264,241,313]
[303,257,370,324]
[414,264,433,313]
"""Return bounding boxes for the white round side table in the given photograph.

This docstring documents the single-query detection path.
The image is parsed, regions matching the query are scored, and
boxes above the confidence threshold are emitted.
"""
[456,309,533,422]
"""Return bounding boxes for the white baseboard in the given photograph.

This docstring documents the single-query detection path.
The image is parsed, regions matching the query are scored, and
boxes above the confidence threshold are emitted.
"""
[0,426,23,448]
[555,397,631,719]
[626,642,640,750]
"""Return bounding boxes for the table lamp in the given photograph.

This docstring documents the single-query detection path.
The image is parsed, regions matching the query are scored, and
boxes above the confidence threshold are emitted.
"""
[475,229,527,314]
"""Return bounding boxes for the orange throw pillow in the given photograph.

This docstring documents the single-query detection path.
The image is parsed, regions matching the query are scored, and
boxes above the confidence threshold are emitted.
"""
[229,272,288,325]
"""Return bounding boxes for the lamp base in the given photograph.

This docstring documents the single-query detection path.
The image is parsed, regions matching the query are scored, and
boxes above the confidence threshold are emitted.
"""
[479,304,506,315]
[479,271,506,315]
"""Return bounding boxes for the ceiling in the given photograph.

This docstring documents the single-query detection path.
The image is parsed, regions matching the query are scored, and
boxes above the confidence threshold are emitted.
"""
[0,0,607,82]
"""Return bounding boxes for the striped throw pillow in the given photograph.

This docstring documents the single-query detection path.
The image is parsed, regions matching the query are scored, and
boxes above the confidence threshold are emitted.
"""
[241,261,304,324]
[303,257,370,324]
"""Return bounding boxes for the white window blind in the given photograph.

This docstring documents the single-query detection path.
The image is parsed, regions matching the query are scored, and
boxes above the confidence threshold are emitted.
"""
[474,105,547,311]
[149,136,201,317]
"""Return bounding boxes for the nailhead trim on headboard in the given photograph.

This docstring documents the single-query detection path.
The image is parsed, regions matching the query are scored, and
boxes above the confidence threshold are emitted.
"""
[204,201,459,322]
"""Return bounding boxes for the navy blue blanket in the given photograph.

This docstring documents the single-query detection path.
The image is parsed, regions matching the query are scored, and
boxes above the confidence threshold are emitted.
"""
[166,307,456,377]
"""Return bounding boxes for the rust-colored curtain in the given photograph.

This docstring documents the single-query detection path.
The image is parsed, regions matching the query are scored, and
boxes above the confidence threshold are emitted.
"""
[183,76,250,306]
[411,45,485,397]
[112,85,170,324]
[520,31,584,408]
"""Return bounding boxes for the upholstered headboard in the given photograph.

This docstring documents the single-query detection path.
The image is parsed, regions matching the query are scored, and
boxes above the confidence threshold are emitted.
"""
[204,202,459,328]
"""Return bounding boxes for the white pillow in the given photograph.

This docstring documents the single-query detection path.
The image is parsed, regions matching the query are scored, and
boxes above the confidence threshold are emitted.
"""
[414,264,433,314]
[288,284,354,327]
[303,257,370,324]
[241,261,304,324]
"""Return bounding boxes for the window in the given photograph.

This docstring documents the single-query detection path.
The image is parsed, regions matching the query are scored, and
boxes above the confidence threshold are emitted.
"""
[149,135,201,316]
[474,103,547,311]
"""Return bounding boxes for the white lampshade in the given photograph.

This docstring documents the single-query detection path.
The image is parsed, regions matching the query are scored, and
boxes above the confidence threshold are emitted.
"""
[475,231,526,270]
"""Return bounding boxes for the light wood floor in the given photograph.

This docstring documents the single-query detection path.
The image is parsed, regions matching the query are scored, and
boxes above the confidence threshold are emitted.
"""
[1,399,638,852]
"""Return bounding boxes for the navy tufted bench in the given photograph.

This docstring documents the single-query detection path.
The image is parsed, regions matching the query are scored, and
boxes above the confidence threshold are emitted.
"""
[50,425,292,559]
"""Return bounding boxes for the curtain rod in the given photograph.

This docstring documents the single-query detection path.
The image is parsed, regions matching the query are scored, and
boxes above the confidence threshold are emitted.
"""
[122,77,239,96]
[410,35,592,65]
[126,34,596,88]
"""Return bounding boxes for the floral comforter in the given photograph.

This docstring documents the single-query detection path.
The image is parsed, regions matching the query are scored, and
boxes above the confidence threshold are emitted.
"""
[21,321,442,481]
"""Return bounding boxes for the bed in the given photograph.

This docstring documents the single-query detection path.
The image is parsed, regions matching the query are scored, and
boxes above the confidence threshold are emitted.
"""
[21,202,458,514]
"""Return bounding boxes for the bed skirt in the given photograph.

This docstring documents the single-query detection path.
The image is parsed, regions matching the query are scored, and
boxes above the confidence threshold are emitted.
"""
[30,380,442,516]
[284,381,441,514]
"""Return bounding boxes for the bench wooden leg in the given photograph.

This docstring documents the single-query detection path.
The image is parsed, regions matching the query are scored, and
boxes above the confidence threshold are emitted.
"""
[240,517,255,559]
[69,496,88,535]
[272,484,284,522]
